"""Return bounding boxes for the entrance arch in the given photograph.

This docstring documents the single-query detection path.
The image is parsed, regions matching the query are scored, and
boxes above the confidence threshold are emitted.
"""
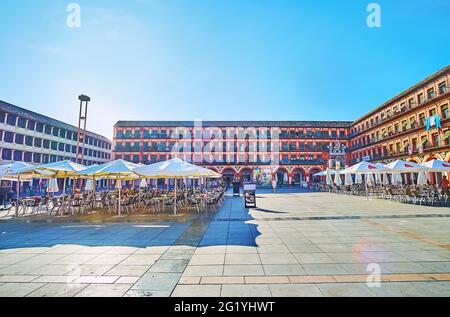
[275,167,289,186]
[308,167,323,183]
[239,167,253,184]
[291,167,307,184]
[222,167,237,188]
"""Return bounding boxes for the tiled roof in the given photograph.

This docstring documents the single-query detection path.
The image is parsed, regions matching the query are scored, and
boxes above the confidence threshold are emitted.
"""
[114,120,353,128]
[0,100,111,143]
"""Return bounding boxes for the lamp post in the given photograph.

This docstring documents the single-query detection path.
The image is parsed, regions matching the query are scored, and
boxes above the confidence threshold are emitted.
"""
[74,94,90,191]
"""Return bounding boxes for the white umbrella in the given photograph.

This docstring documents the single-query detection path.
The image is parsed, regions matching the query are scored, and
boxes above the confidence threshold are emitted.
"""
[133,158,221,178]
[366,173,374,186]
[77,159,140,216]
[391,173,403,185]
[374,172,382,184]
[421,160,450,172]
[334,169,342,186]
[374,163,386,184]
[139,178,148,188]
[325,169,333,186]
[134,158,221,215]
[85,179,94,191]
[343,161,388,174]
[0,162,52,217]
[47,178,60,193]
[385,160,428,173]
[344,172,353,186]
[382,173,390,186]
[355,174,363,184]
[417,172,429,186]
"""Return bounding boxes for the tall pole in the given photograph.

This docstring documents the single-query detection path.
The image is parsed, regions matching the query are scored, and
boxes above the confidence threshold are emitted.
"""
[75,95,90,190]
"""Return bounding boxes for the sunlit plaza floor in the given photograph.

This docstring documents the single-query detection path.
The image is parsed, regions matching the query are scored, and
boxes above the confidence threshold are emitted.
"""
[0,190,449,297]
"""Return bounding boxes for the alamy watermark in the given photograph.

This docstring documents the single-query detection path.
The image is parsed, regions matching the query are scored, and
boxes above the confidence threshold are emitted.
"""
[367,3,382,28]
[66,3,81,28]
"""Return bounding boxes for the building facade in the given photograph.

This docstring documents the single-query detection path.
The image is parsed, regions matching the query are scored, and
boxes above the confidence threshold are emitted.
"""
[0,100,112,166]
[113,121,352,186]
[349,65,450,166]
[113,65,450,185]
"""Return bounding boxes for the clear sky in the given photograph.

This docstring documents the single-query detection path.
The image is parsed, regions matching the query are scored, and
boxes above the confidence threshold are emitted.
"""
[0,0,449,139]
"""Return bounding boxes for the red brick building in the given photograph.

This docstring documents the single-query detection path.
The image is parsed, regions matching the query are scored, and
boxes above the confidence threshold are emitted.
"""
[113,65,450,185]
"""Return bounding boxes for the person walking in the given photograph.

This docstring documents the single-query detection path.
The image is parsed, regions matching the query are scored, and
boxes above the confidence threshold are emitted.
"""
[271,178,277,193]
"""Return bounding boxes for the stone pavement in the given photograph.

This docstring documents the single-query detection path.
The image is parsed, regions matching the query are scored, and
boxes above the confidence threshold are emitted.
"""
[0,191,450,297]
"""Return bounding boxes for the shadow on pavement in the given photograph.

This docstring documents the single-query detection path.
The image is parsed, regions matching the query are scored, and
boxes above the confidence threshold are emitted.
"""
[0,195,261,250]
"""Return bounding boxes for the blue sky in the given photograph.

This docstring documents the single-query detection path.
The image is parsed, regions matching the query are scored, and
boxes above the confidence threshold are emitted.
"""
[0,0,449,139]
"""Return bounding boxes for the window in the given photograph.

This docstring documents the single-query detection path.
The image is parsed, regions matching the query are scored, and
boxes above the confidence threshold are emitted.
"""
[24,152,32,162]
[17,117,26,128]
[419,113,426,126]
[13,150,23,161]
[51,141,57,151]
[59,129,66,138]
[33,153,41,163]
[65,144,71,152]
[418,93,424,104]
[439,82,447,95]
[6,114,17,126]
[34,138,42,148]
[427,88,435,100]
[2,148,12,160]
[43,140,50,149]
[4,131,14,143]
[66,131,73,140]
[44,125,52,134]
[58,143,65,151]
[36,122,44,133]
[0,112,5,123]
[25,136,33,146]
[15,134,24,144]
[441,104,449,119]
[27,120,36,131]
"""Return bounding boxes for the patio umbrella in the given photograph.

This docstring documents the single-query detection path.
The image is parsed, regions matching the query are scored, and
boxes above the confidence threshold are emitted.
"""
[420,159,450,172]
[344,172,353,186]
[342,161,387,174]
[421,160,450,185]
[382,173,390,186]
[355,174,363,184]
[133,158,221,215]
[139,178,148,188]
[334,169,342,186]
[366,173,374,186]
[77,159,140,216]
[417,172,429,186]
[385,160,428,173]
[85,179,94,192]
[0,162,52,217]
[391,173,403,185]
[22,160,87,215]
[325,169,333,186]
[47,178,60,193]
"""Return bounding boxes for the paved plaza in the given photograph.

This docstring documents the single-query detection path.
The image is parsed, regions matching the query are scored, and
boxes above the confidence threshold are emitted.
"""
[0,190,450,297]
